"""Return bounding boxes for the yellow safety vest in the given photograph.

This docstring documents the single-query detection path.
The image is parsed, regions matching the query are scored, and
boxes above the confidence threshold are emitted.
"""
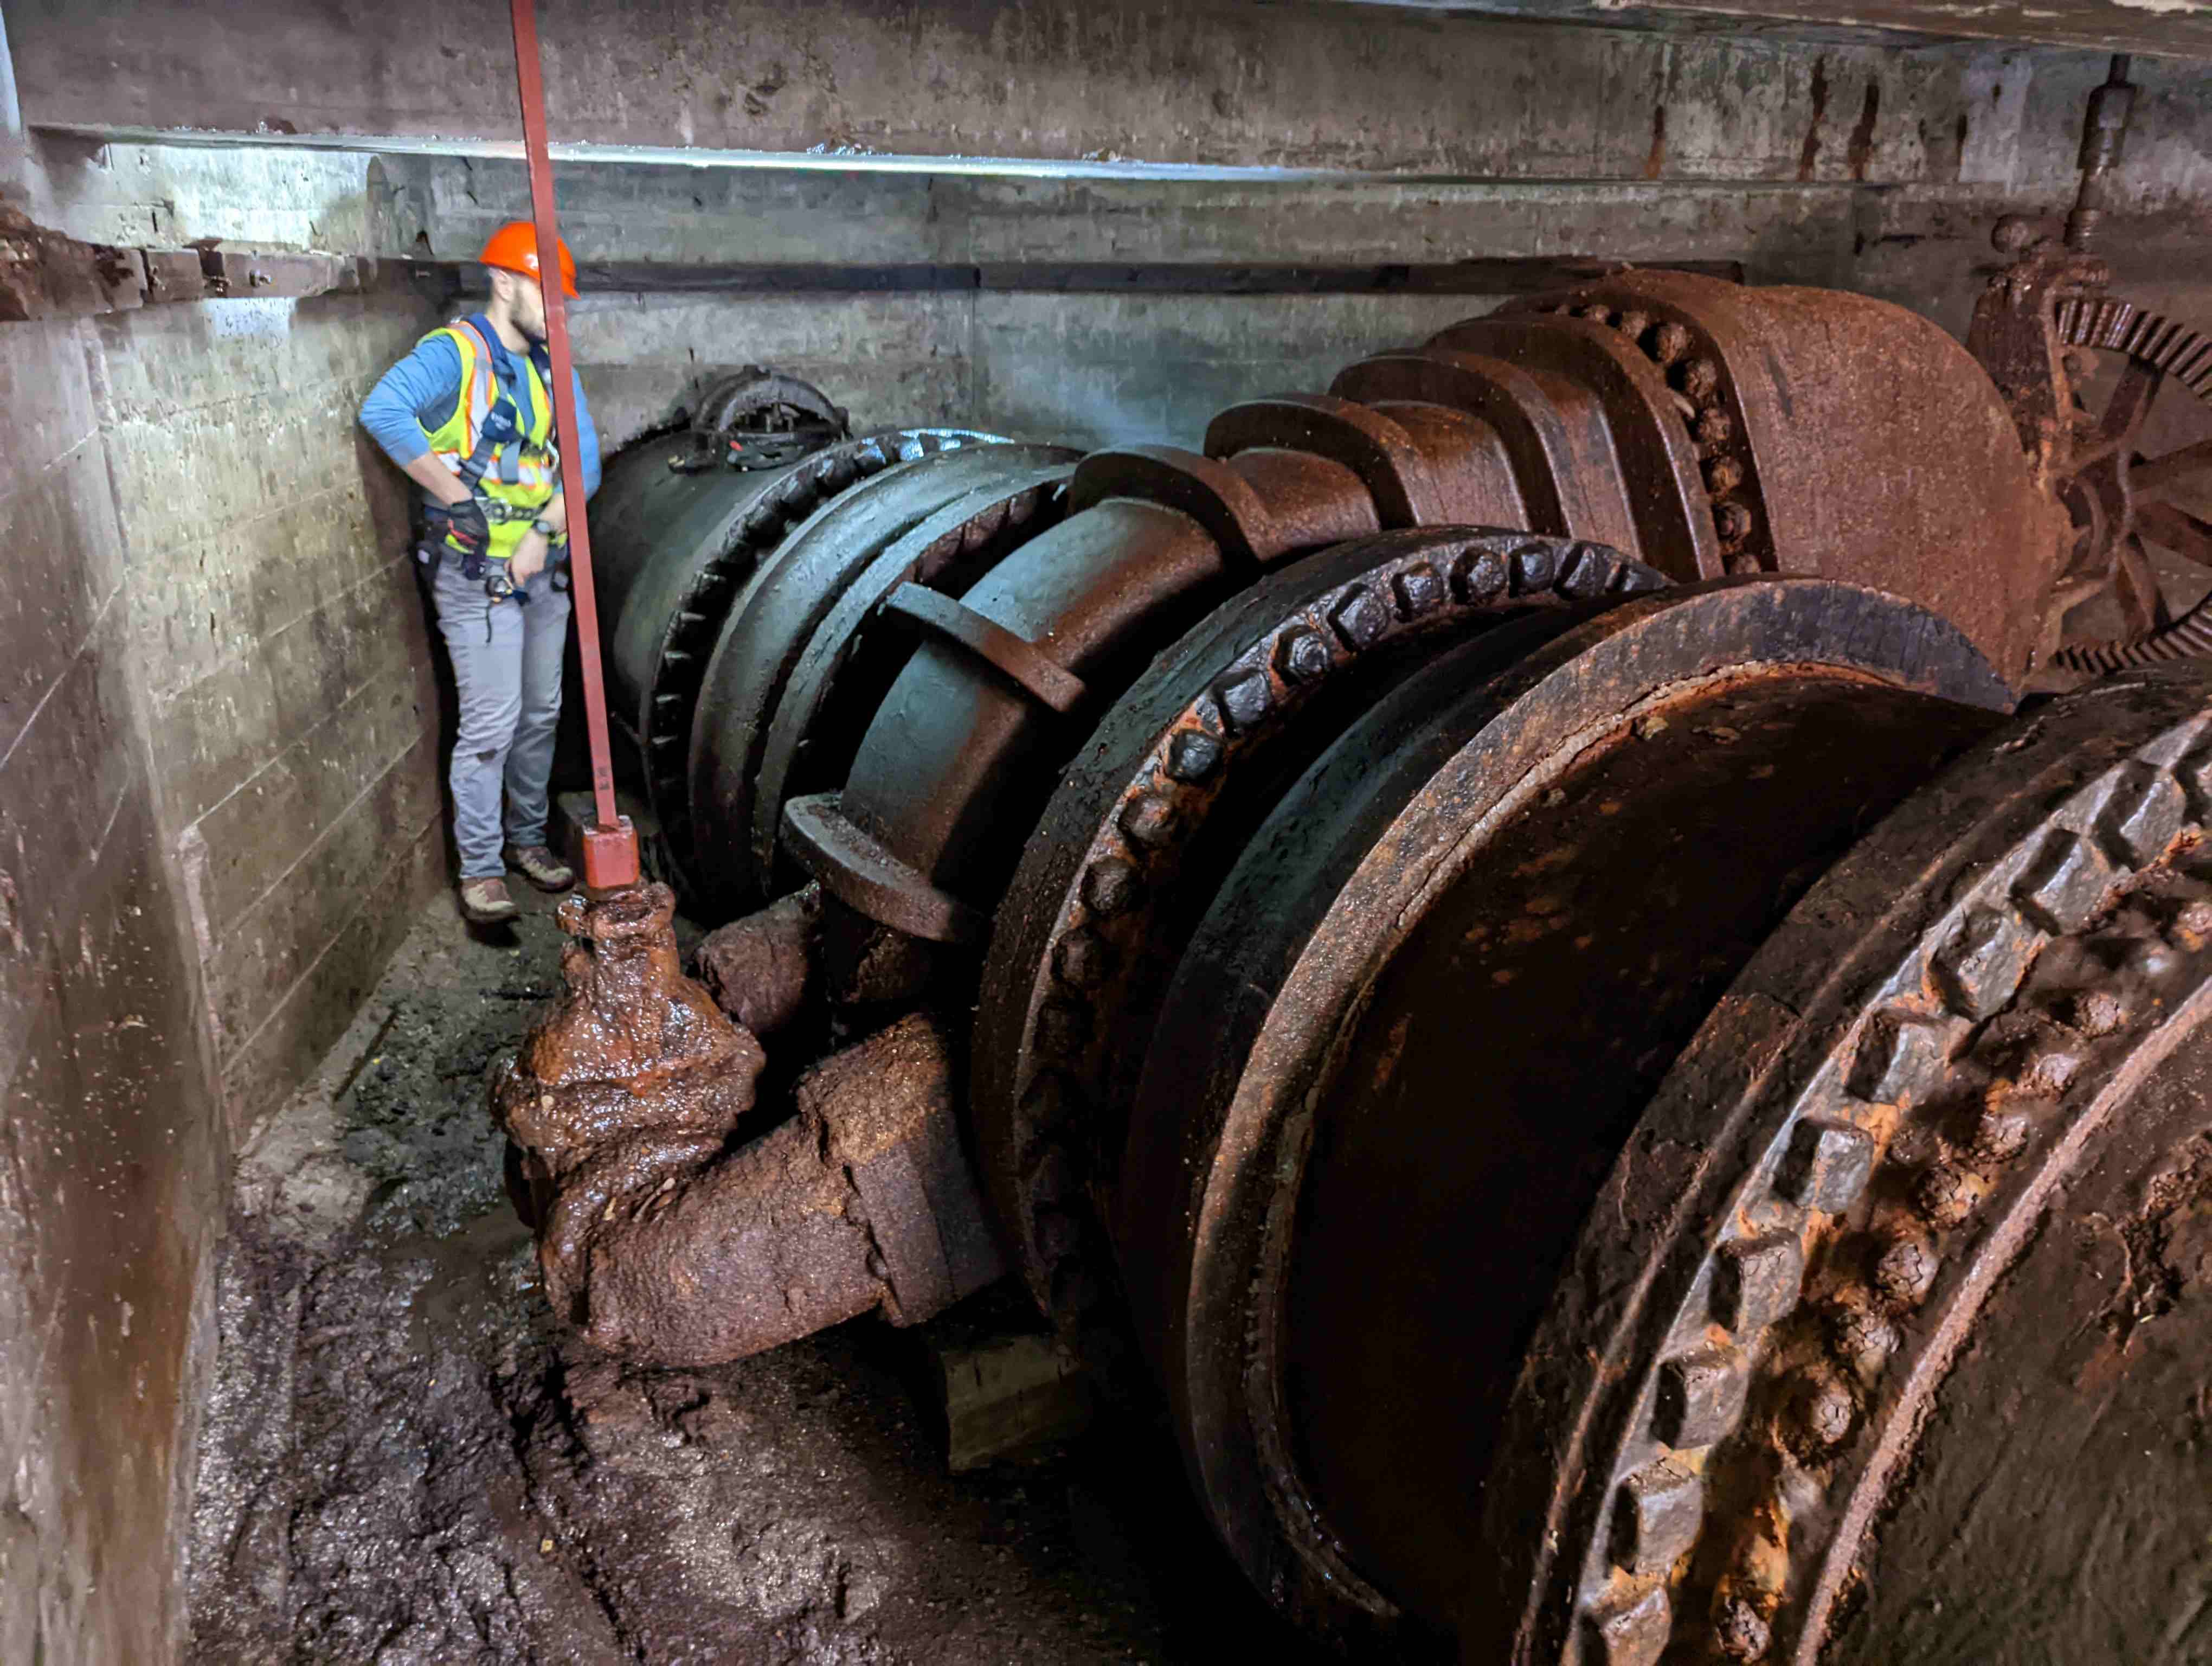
[420,318,559,562]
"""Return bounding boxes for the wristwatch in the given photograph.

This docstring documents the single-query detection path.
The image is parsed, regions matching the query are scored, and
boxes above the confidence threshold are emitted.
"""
[531,516,560,540]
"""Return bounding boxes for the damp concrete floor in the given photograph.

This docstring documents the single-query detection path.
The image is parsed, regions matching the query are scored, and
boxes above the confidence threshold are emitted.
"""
[184,882,1334,1665]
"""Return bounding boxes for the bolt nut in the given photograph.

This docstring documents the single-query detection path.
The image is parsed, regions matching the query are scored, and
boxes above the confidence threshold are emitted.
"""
[1454,547,1510,604]
[1616,309,1654,341]
[1915,1161,1978,1229]
[1275,627,1333,683]
[1083,858,1143,917]
[1829,1302,1901,1382]
[1577,302,1615,324]
[1872,1229,1941,1310]
[1393,562,1446,619]
[1680,357,1721,399]
[1968,1105,2033,1165]
[1786,1369,1859,1456]
[1119,792,1179,849]
[1652,321,1694,364]
[2067,988,2129,1037]
[1715,500,1756,544]
[1214,668,1274,732]
[1034,999,1092,1059]
[1705,456,1746,496]
[1694,405,1735,447]
[1053,928,1114,991]
[1714,1594,1773,1662]
[1166,729,1223,783]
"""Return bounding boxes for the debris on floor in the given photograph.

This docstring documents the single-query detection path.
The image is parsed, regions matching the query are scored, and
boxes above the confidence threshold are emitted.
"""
[184,885,1327,1665]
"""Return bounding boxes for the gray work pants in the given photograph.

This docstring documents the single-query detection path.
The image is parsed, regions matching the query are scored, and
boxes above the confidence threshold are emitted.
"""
[429,559,571,879]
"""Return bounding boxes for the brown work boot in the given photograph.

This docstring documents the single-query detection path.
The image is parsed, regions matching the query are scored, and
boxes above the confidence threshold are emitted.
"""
[504,842,576,893]
[459,876,520,924]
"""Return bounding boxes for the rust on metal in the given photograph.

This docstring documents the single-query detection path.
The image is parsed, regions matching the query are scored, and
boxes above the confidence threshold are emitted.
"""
[496,885,997,1364]
[484,145,2212,1657]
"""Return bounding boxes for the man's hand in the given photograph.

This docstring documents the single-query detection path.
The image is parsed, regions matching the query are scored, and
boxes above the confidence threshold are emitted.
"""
[426,496,491,562]
[511,527,550,585]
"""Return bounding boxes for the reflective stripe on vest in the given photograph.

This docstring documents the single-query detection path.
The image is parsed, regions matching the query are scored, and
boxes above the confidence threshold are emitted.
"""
[420,319,559,559]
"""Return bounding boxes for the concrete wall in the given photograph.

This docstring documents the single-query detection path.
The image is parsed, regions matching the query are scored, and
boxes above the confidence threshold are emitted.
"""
[32,139,453,1144]
[107,295,448,1141]
[383,150,2212,451]
[0,316,226,1666]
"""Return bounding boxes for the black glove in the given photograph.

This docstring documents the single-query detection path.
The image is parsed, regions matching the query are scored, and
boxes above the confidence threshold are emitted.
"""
[425,496,491,562]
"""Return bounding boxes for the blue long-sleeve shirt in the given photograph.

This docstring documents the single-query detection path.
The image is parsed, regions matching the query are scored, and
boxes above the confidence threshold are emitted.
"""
[359,319,602,499]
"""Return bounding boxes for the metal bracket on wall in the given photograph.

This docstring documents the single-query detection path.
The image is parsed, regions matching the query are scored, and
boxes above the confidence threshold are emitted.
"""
[0,204,457,321]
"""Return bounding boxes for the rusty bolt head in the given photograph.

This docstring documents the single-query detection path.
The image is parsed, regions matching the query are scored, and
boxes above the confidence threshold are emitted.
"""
[1053,928,1114,991]
[1018,1069,1077,1135]
[2067,988,2129,1037]
[1652,321,1694,364]
[1616,309,1653,341]
[1725,549,1763,576]
[1694,406,1735,447]
[1705,456,1746,496]
[1872,1229,1941,1310]
[1714,1595,1773,1662]
[1655,1343,1751,1448]
[1083,858,1143,917]
[1715,500,1756,544]
[1510,542,1559,594]
[2009,1042,2084,1100]
[1166,730,1223,783]
[1915,1161,1978,1229]
[1214,668,1275,732]
[1275,627,1333,684]
[1034,999,1093,1059]
[1576,302,1615,324]
[1680,357,1721,400]
[1992,215,2040,254]
[1393,562,1447,619]
[1329,586,1392,650]
[1453,547,1510,604]
[1118,792,1180,849]
[1968,1105,2033,1165]
[1786,1369,1859,1457]
[1829,1301,1901,1382]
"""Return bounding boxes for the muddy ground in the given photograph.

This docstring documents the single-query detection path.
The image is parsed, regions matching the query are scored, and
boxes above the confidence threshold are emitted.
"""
[185,883,1333,1665]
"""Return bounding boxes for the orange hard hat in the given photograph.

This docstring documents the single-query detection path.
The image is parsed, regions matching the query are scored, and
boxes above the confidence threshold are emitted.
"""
[479,220,578,298]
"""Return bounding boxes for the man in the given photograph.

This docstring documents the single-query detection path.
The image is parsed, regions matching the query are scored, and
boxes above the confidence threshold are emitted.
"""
[361,221,602,925]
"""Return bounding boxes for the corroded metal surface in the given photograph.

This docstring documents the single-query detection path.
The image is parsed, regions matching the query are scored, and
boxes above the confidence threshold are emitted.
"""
[495,251,2198,1659]
[492,886,996,1365]
[587,427,1012,889]
[1108,579,2010,1648]
[1476,667,2212,1663]
[973,527,1667,1334]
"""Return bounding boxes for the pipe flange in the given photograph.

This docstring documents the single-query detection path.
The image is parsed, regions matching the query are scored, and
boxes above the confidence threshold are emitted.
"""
[1500,284,1772,574]
[975,528,1667,1338]
[1480,668,2212,1664]
[641,428,1009,885]
[1111,579,2009,1650]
